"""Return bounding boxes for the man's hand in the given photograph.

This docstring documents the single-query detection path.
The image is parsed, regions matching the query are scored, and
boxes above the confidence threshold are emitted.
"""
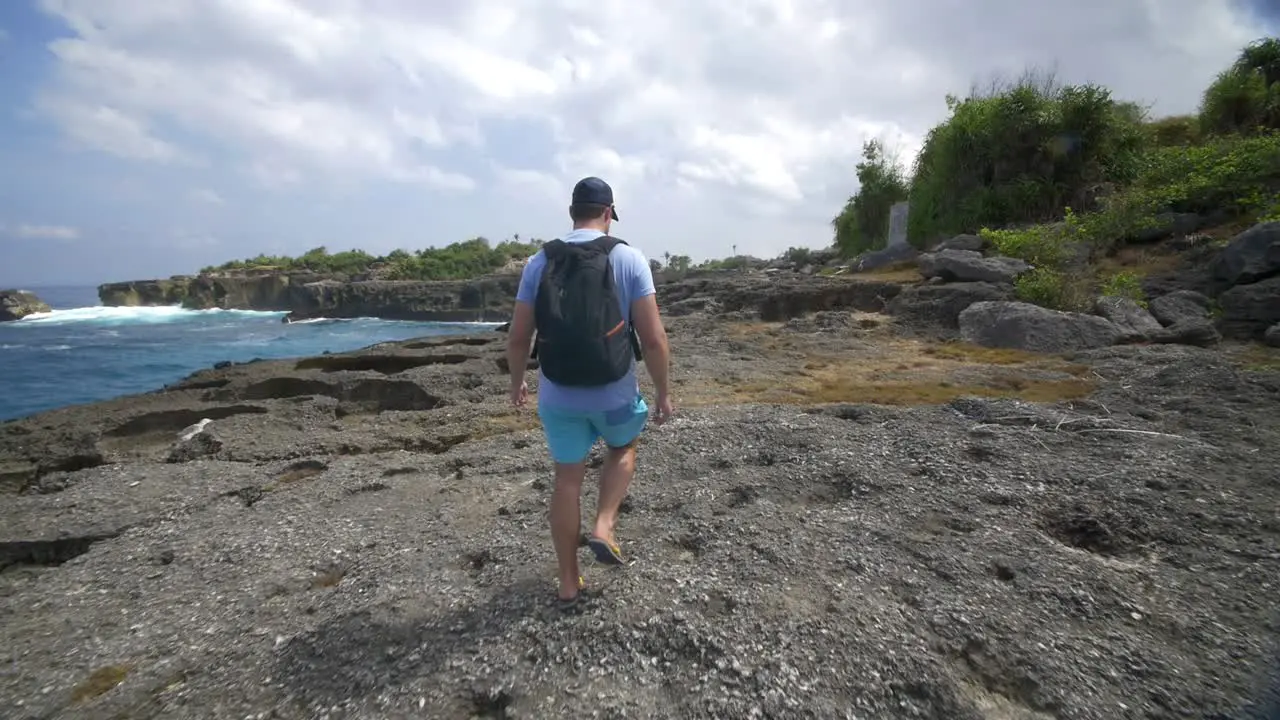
[652,392,675,425]
[506,299,536,409]
[510,379,529,408]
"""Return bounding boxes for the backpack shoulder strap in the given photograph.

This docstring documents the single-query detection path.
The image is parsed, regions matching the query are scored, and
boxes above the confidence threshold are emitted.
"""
[586,235,642,361]
[541,238,568,261]
[588,234,628,254]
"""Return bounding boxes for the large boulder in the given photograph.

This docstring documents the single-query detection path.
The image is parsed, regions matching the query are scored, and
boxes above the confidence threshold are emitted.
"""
[165,428,224,463]
[918,249,1030,285]
[717,277,903,320]
[1218,275,1280,340]
[1149,290,1212,326]
[851,243,917,273]
[1147,290,1221,347]
[1210,221,1280,289]
[1265,324,1280,348]
[664,296,722,317]
[0,290,51,322]
[1093,296,1163,342]
[886,282,1011,329]
[958,301,1122,353]
[935,234,986,252]
[1152,321,1222,348]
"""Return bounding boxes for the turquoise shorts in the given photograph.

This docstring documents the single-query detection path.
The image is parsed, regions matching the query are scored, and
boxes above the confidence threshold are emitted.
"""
[536,395,650,465]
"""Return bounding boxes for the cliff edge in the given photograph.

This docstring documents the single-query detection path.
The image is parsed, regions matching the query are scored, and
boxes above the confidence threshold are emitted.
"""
[98,272,521,323]
[0,290,51,322]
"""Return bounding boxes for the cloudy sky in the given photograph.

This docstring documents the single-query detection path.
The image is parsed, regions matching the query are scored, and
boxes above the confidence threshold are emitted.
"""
[0,1,1276,287]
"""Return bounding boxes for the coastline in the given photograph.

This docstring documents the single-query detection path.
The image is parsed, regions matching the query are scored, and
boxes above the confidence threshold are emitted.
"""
[2,291,1278,718]
[0,303,507,422]
[95,272,525,324]
[10,211,1280,424]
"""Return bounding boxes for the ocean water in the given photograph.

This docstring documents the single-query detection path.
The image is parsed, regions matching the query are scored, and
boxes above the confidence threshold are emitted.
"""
[0,285,500,422]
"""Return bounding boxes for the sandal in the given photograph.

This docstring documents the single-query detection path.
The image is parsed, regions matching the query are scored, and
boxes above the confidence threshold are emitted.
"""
[554,576,589,613]
[587,535,625,566]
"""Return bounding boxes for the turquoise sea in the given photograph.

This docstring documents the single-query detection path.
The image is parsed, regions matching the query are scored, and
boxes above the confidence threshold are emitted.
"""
[0,285,496,421]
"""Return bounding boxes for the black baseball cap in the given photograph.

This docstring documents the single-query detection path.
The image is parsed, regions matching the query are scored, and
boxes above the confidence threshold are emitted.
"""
[571,176,620,221]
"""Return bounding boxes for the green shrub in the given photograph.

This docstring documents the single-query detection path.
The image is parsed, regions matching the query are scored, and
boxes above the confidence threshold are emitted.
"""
[1199,37,1280,136]
[832,139,911,256]
[783,246,815,265]
[1010,266,1097,312]
[978,204,1153,266]
[907,68,1149,244]
[203,237,544,281]
[979,223,1074,267]
[1125,131,1280,217]
[1099,270,1146,306]
[1012,268,1062,307]
[1259,193,1280,222]
[981,131,1280,262]
[666,254,692,273]
[1144,114,1201,147]
[204,246,389,275]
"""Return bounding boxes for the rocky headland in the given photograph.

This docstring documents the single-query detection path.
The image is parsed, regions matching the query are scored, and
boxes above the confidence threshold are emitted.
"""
[4,217,1280,719]
[97,271,521,323]
[0,289,51,322]
[95,218,1280,347]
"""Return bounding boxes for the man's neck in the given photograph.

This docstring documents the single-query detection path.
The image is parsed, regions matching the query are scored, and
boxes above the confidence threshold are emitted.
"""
[572,222,608,233]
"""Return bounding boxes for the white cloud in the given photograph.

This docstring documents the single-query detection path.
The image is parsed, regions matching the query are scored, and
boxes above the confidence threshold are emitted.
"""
[36,96,193,164]
[5,224,81,240]
[19,0,1267,270]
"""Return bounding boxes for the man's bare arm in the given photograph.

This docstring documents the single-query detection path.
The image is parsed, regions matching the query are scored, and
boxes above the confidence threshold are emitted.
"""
[506,300,536,384]
[630,294,670,399]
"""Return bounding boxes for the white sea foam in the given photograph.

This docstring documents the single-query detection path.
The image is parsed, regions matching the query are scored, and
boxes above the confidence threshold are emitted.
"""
[16,305,285,326]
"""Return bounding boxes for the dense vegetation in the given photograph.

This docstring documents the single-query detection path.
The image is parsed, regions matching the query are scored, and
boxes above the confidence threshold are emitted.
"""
[1198,36,1280,136]
[831,36,1280,310]
[832,139,910,256]
[201,237,544,281]
[199,238,771,282]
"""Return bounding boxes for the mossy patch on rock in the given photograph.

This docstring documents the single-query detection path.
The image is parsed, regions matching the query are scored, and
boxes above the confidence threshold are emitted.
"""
[70,664,131,704]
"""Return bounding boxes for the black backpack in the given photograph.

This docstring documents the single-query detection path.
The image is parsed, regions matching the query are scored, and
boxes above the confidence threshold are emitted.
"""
[532,235,642,386]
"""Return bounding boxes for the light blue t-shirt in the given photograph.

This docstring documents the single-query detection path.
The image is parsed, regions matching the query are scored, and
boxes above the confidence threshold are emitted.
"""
[516,228,656,412]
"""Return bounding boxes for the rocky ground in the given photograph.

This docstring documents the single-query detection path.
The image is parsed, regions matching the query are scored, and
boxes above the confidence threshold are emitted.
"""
[2,286,1279,720]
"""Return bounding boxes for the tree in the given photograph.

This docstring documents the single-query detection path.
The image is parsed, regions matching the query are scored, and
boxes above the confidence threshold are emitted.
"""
[905,68,1147,244]
[1199,36,1280,136]
[783,246,813,266]
[204,236,543,281]
[831,139,911,257]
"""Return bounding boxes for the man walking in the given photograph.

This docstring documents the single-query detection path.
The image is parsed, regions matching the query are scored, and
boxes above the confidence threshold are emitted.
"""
[505,176,674,609]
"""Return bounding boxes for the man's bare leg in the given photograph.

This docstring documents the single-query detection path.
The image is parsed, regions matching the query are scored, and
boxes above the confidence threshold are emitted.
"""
[550,461,587,599]
[592,441,637,546]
